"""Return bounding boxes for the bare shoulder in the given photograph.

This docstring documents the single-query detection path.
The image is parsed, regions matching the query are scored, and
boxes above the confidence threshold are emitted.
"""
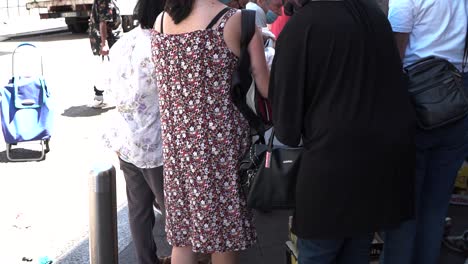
[224,10,241,39]
[224,9,241,32]
[223,9,242,57]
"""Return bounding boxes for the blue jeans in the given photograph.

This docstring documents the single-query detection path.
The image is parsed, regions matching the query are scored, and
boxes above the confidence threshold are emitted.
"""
[297,234,373,264]
[381,73,468,264]
[465,72,468,95]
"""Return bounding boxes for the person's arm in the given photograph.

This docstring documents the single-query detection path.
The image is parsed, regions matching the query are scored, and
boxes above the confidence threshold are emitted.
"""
[224,11,269,97]
[393,32,409,60]
[388,0,414,60]
[268,24,306,146]
[248,27,270,98]
[95,0,113,55]
[100,21,109,55]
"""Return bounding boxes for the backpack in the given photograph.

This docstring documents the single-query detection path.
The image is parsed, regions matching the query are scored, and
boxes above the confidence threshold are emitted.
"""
[231,9,273,136]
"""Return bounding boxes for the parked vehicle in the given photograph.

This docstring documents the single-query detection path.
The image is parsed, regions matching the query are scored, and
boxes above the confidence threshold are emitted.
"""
[25,0,92,33]
[26,0,137,34]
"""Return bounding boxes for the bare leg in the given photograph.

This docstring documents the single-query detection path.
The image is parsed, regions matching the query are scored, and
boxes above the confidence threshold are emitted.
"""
[172,246,197,264]
[211,251,238,264]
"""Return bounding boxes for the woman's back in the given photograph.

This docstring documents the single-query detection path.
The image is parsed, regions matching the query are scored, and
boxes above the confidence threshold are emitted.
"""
[151,6,258,253]
[153,1,242,54]
[153,0,268,97]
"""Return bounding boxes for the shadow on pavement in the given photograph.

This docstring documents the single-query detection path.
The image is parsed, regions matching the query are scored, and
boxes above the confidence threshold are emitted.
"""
[0,148,46,163]
[7,31,87,43]
[62,105,115,118]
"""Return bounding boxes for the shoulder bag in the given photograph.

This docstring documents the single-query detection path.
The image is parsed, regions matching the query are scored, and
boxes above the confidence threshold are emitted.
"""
[403,29,468,130]
[239,129,302,211]
[231,9,272,135]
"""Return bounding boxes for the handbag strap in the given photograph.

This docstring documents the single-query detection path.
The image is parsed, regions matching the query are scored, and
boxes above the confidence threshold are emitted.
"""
[238,9,256,76]
[240,9,256,52]
[267,128,275,151]
[463,25,468,72]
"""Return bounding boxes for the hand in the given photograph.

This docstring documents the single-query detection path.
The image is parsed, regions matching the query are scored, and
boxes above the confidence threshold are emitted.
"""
[261,27,276,42]
[100,43,109,56]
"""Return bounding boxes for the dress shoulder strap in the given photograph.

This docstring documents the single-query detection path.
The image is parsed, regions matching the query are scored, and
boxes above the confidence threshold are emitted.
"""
[212,8,237,33]
[160,12,165,34]
[206,7,230,29]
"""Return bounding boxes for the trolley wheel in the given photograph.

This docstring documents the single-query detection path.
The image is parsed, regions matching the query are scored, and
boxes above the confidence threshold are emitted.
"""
[45,139,50,153]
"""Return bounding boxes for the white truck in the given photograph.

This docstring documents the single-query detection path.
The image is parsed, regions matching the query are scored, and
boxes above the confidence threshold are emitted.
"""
[25,0,137,33]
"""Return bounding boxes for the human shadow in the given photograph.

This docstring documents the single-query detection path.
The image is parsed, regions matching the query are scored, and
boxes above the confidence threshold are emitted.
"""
[61,105,115,118]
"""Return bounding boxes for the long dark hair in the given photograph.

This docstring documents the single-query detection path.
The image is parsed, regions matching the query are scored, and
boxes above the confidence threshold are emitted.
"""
[134,0,165,29]
[164,0,195,24]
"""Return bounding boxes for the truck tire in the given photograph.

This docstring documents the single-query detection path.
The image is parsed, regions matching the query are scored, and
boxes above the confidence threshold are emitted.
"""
[66,17,89,34]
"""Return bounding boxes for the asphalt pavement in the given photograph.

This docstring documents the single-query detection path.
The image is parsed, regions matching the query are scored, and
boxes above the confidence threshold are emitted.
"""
[0,25,133,263]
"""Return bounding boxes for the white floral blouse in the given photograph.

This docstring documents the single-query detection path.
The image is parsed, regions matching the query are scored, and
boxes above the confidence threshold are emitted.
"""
[103,27,163,168]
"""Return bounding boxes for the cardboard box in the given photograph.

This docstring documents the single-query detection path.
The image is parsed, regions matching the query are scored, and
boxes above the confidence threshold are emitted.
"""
[450,161,468,206]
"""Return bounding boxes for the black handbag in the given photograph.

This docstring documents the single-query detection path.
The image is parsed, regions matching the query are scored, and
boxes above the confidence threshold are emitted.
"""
[404,30,468,130]
[239,129,302,211]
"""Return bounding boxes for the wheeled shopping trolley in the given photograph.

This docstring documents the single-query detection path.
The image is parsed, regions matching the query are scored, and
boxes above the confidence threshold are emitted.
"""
[0,43,53,161]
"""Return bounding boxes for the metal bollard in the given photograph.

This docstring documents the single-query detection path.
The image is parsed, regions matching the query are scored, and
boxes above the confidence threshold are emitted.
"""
[89,164,118,264]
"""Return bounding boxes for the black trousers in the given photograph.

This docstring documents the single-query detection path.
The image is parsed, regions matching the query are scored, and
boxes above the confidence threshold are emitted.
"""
[119,158,165,264]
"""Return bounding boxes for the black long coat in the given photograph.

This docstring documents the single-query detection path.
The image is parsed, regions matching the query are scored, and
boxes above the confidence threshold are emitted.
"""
[269,0,416,239]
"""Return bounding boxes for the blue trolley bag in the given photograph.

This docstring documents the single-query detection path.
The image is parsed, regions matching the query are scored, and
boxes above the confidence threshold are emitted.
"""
[0,43,53,146]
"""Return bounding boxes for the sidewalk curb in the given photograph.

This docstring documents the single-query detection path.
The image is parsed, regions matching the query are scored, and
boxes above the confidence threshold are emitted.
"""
[54,204,132,263]
[0,26,69,41]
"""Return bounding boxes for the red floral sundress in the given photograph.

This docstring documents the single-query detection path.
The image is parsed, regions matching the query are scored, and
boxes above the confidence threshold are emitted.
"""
[151,9,256,253]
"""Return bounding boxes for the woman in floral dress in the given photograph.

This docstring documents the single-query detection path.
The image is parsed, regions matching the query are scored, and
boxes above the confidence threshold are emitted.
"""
[151,0,269,263]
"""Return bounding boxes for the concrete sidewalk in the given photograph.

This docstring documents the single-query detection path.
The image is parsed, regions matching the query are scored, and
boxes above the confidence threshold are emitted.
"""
[0,16,68,41]
[119,206,467,264]
[119,210,292,264]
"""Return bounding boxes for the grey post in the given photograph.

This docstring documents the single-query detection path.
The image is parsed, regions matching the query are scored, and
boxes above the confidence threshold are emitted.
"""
[89,164,118,264]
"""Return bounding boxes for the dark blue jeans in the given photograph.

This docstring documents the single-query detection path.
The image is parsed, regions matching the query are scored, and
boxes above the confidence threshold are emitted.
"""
[297,234,373,264]
[381,72,468,264]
